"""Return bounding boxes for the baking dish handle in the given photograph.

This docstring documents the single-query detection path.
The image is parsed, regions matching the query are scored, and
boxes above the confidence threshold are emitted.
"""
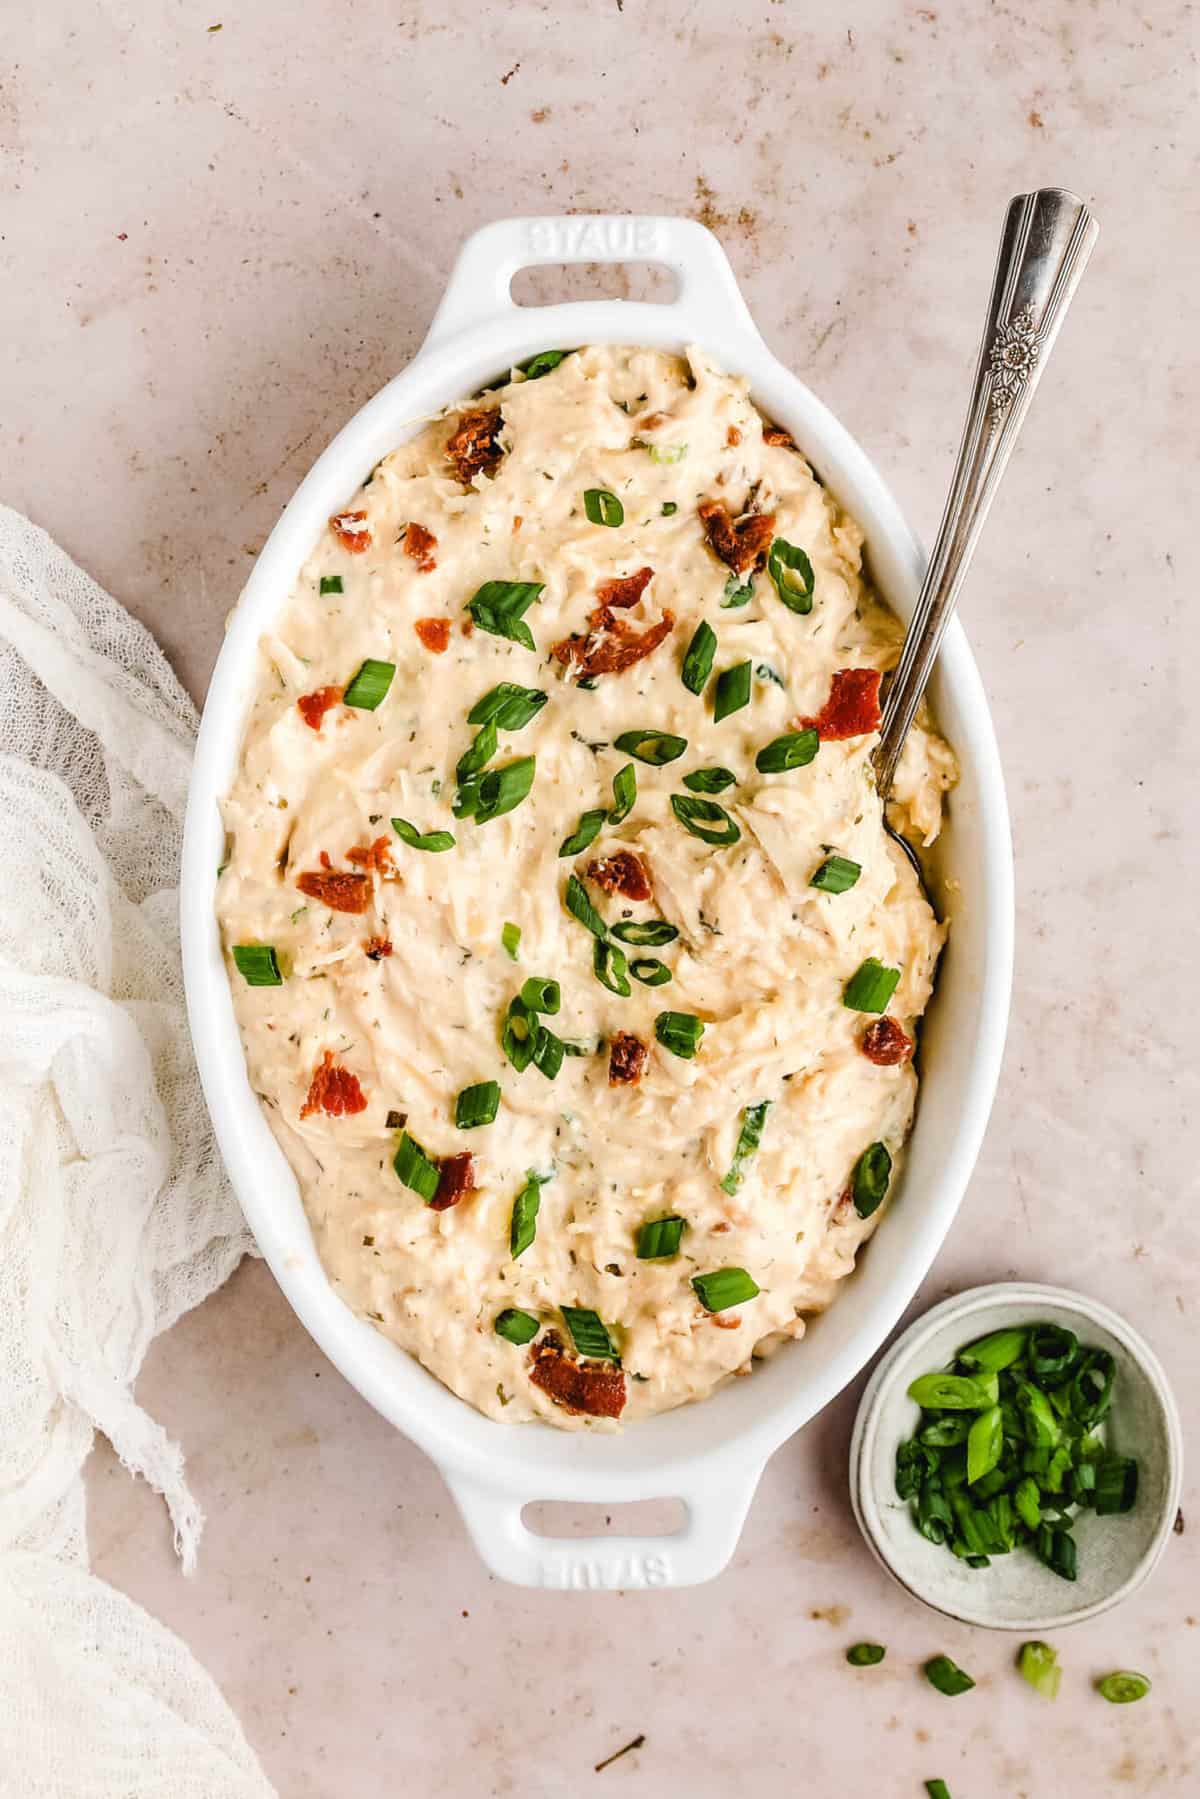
[444,1462,764,1589]
[420,214,763,351]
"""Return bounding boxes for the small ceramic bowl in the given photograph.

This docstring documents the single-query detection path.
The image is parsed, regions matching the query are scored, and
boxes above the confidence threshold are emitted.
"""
[850,1282,1183,1630]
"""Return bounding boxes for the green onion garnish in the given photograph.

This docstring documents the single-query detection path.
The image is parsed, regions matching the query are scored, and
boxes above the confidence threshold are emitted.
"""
[518,349,569,379]
[661,501,678,516]
[501,921,521,960]
[958,1327,1029,1373]
[1093,1454,1139,1514]
[532,1024,565,1080]
[655,1010,705,1059]
[720,1100,771,1195]
[670,794,741,845]
[713,660,752,722]
[850,1140,892,1217]
[643,440,688,464]
[319,575,343,595]
[452,775,483,820]
[614,728,687,766]
[907,1371,999,1410]
[630,956,672,987]
[509,1170,549,1258]
[561,1306,619,1360]
[394,1132,440,1203]
[691,1267,759,1312]
[558,808,607,858]
[1013,1475,1042,1530]
[925,1783,953,1799]
[231,943,283,986]
[342,659,395,710]
[392,817,456,853]
[923,1655,975,1697]
[755,729,819,774]
[681,621,717,695]
[810,854,861,893]
[967,1404,1003,1485]
[564,873,607,938]
[767,536,815,614]
[1096,1671,1151,1704]
[473,756,536,824]
[520,975,560,1013]
[495,1307,540,1344]
[610,919,678,946]
[608,762,637,824]
[721,573,754,608]
[583,488,624,527]
[502,997,536,1072]
[456,718,498,782]
[455,1081,500,1129]
[682,766,736,794]
[467,580,544,650]
[1035,1524,1078,1581]
[1018,1640,1061,1700]
[1027,1324,1080,1380]
[636,1216,686,1260]
[593,938,631,997]
[843,957,901,1013]
[467,682,548,731]
[845,1643,886,1667]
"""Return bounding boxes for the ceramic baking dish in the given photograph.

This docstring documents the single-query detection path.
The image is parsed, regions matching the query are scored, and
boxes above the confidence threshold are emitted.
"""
[181,215,1014,1588]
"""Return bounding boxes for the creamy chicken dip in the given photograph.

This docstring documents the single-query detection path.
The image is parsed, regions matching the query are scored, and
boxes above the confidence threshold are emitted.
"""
[217,345,956,1430]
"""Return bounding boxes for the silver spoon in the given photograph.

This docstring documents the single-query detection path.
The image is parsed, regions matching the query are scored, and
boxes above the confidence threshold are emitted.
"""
[873,187,1099,878]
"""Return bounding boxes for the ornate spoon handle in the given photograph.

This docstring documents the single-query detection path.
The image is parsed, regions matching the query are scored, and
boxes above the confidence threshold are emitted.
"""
[873,187,1099,798]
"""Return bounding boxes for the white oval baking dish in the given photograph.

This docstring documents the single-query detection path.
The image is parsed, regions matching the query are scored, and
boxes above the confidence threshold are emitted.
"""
[181,215,1014,1588]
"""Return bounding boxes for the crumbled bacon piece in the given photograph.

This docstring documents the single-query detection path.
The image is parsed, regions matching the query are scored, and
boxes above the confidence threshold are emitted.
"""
[346,835,393,874]
[586,850,652,902]
[553,608,675,678]
[403,521,438,572]
[636,410,668,431]
[529,1333,627,1419]
[295,868,371,914]
[860,1016,914,1066]
[726,425,742,447]
[430,1152,475,1212]
[415,616,452,654]
[446,407,503,484]
[711,1312,741,1330]
[512,514,523,534]
[299,1051,368,1121]
[364,936,393,961]
[697,498,776,574]
[797,667,884,740]
[330,509,372,553]
[297,685,342,732]
[595,566,654,610]
[608,1032,647,1087]
[762,423,795,448]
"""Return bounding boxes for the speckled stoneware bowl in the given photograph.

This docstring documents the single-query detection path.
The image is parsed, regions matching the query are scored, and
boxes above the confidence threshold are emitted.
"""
[850,1282,1183,1630]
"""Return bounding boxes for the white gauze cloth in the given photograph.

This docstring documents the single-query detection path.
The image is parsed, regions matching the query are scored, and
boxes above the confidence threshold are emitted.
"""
[0,505,275,1796]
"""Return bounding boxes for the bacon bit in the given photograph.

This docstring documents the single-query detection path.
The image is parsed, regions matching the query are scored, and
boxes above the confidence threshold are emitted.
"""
[319,851,333,869]
[446,407,503,484]
[586,850,652,902]
[861,1016,914,1065]
[553,608,675,678]
[402,521,438,572]
[712,1221,731,1233]
[697,498,776,574]
[295,868,371,914]
[415,616,452,654]
[299,1050,368,1120]
[529,1333,627,1419]
[330,509,372,553]
[430,1152,475,1212]
[636,410,668,431]
[834,1186,855,1219]
[512,514,523,534]
[364,936,393,961]
[460,618,474,637]
[608,1031,647,1087]
[763,423,795,448]
[346,835,393,874]
[595,565,654,610]
[297,685,342,731]
[797,667,884,740]
[711,1312,741,1330]
[726,425,742,447]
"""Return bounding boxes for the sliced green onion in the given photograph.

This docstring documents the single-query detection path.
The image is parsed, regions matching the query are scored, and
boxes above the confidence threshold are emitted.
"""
[810,854,861,893]
[609,763,637,823]
[720,1100,771,1195]
[661,501,678,516]
[467,682,548,731]
[756,661,785,687]
[343,658,396,710]
[1015,1380,1061,1448]
[967,1405,1003,1485]
[843,957,901,1013]
[681,621,717,695]
[456,718,498,782]
[614,728,688,765]
[846,1643,886,1667]
[682,766,736,794]
[520,975,560,1014]
[394,1132,440,1203]
[907,1372,999,1411]
[391,816,456,853]
[1018,1640,1062,1700]
[925,1783,953,1799]
[630,956,672,987]
[692,1267,759,1312]
[558,807,606,858]
[655,1010,705,1059]
[564,872,607,937]
[919,1416,970,1448]
[713,660,752,722]
[850,1141,892,1217]
[467,580,544,651]
[1035,1524,1078,1581]
[593,938,631,997]
[643,440,688,464]
[561,1305,619,1360]
[502,997,536,1072]
[767,536,815,614]
[1066,1348,1116,1425]
[755,729,819,774]
[1027,1324,1080,1380]
[473,756,536,824]
[636,1215,686,1259]
[1093,1454,1139,1515]
[583,488,624,527]
[1013,1475,1042,1530]
[923,1655,975,1697]
[916,1481,954,1544]
[532,1024,565,1080]
[518,349,569,379]
[895,1438,937,1499]
[610,919,678,947]
[721,573,754,608]
[670,793,741,845]
[509,1170,549,1258]
[455,1081,500,1129]
[495,1307,540,1344]
[319,574,343,595]
[501,921,521,960]
[958,1327,1029,1373]
[1096,1671,1151,1704]
[232,943,283,986]
[452,775,483,819]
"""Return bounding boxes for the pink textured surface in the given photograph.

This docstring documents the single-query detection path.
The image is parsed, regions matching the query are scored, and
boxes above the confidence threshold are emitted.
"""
[6,2,1197,1793]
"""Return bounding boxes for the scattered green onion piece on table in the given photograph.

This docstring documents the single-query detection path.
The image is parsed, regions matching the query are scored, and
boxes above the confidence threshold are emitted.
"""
[722,573,754,608]
[561,1306,619,1361]
[682,766,737,794]
[520,975,560,1014]
[923,1655,975,1697]
[967,1405,1004,1485]
[564,873,607,938]
[391,816,456,852]
[501,921,521,960]
[319,574,342,595]
[767,536,815,613]
[583,488,624,527]
[609,762,637,823]
[558,807,606,857]
[593,938,632,998]
[1018,1640,1062,1700]
[467,682,548,731]
[692,1268,759,1313]
[518,349,569,379]
[845,1643,886,1667]
[494,1307,540,1345]
[473,756,536,824]
[925,1783,953,1799]
[713,660,752,722]
[720,1100,771,1195]
[850,1140,892,1217]
[636,1216,686,1260]
[681,621,717,695]
[755,729,819,774]
[630,956,672,987]
[810,854,861,893]
[232,944,283,987]
[466,580,544,651]
[509,1171,548,1258]
[610,918,678,947]
[394,1132,440,1203]
[454,1081,500,1129]
[502,997,537,1072]
[532,1025,565,1081]
[958,1327,1029,1373]
[907,1371,999,1411]
[614,728,688,765]
[342,658,395,710]
[843,957,901,1013]
[670,794,741,845]
[1097,1671,1151,1704]
[655,1011,705,1059]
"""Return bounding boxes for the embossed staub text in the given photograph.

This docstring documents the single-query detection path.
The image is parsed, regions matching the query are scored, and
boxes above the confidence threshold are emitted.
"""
[539,1551,672,1590]
[523,218,660,261]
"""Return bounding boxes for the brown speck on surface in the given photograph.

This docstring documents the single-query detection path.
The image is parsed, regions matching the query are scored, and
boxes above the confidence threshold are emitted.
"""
[1028,108,1045,128]
[907,219,918,236]
[500,61,520,84]
[207,20,222,30]
[530,107,550,123]
[809,1603,850,1627]
[116,231,127,241]
[595,1734,645,1773]
[1175,1507,1186,1533]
